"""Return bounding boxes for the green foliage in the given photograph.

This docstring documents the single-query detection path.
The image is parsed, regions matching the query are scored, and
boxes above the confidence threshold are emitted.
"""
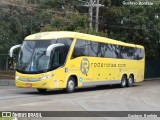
[0,117,14,120]
[0,5,29,53]
[101,2,160,59]
[41,14,88,31]
[0,0,160,59]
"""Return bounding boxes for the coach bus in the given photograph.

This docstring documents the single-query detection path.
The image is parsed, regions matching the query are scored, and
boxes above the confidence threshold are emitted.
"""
[9,31,145,93]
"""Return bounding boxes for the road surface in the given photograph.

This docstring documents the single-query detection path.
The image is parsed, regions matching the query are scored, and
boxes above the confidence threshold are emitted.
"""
[0,80,160,120]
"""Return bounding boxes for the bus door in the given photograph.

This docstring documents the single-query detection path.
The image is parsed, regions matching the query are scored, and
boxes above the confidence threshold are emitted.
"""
[70,39,93,85]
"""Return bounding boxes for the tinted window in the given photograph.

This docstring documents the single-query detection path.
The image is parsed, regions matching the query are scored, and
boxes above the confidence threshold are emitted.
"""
[57,38,73,47]
[120,46,127,59]
[135,48,144,60]
[72,39,88,58]
[98,43,104,57]
[97,43,113,58]
[127,47,136,59]
[57,38,73,60]
[112,44,122,58]
[121,47,136,59]
[104,44,113,58]
[51,46,65,69]
[17,38,73,74]
[87,41,98,57]
[72,39,144,60]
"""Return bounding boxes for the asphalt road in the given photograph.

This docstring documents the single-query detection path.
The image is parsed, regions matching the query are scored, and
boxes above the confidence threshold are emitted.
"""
[0,80,160,120]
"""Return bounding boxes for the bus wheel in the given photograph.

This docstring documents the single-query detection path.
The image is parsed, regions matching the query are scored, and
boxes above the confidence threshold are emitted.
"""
[121,75,127,88]
[65,77,75,93]
[37,89,47,93]
[127,75,134,87]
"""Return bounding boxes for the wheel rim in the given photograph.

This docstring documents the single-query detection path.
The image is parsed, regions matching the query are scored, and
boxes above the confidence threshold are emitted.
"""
[68,80,74,91]
[122,77,126,86]
[122,79,126,86]
[129,77,133,85]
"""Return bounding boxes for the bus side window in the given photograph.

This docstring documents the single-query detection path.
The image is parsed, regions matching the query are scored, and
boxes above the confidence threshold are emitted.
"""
[51,47,64,69]
[103,44,112,58]
[126,47,136,59]
[72,39,87,58]
[135,48,144,60]
[139,48,144,59]
[112,44,122,58]
[120,46,126,59]
[56,38,73,47]
[88,41,98,57]
[53,51,60,66]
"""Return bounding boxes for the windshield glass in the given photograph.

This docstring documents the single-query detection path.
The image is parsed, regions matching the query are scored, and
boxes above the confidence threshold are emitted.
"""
[16,38,73,74]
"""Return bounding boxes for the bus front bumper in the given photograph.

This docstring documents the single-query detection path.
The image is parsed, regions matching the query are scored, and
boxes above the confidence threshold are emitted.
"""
[15,78,61,89]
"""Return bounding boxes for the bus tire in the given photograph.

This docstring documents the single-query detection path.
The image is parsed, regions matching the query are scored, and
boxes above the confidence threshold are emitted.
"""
[127,75,134,87]
[37,89,47,93]
[121,75,127,88]
[65,77,75,93]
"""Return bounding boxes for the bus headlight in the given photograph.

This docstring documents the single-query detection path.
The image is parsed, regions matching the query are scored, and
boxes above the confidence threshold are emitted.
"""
[40,74,54,80]
[16,74,54,82]
[15,76,20,80]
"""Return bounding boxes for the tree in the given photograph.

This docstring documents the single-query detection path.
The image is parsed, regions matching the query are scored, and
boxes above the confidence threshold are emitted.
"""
[0,0,159,59]
[99,1,160,59]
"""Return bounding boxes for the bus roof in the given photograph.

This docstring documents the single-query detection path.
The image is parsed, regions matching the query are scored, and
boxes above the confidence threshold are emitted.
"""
[25,31,144,49]
[25,31,76,40]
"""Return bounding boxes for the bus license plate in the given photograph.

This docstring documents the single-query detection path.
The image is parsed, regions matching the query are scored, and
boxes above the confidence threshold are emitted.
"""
[26,83,32,87]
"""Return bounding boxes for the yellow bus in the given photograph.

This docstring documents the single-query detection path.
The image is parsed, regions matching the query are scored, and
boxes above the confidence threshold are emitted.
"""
[10,31,145,93]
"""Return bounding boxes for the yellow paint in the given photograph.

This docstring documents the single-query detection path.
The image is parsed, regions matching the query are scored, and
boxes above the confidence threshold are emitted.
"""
[16,31,145,89]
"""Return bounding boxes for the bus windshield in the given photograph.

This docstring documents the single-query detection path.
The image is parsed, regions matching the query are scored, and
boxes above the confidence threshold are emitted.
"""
[16,39,73,73]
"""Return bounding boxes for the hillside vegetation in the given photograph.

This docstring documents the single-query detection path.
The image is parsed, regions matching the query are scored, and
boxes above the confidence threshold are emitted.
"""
[0,0,160,59]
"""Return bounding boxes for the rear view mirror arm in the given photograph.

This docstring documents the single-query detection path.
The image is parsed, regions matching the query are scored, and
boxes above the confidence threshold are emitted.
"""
[46,43,64,56]
[9,44,21,57]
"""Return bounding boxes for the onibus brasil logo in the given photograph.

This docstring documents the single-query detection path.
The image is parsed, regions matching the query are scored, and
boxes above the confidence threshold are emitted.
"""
[80,58,90,74]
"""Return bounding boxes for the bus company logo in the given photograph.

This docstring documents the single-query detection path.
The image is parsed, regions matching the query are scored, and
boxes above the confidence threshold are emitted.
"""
[80,58,90,74]
[34,32,49,39]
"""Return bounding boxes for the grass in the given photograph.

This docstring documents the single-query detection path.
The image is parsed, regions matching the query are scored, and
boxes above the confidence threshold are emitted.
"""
[0,118,14,120]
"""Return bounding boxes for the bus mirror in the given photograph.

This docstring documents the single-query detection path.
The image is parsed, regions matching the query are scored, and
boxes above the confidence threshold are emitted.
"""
[46,43,64,56]
[9,44,21,57]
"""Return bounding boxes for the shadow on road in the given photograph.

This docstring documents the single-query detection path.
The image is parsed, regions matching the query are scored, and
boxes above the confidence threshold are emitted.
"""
[19,84,141,96]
